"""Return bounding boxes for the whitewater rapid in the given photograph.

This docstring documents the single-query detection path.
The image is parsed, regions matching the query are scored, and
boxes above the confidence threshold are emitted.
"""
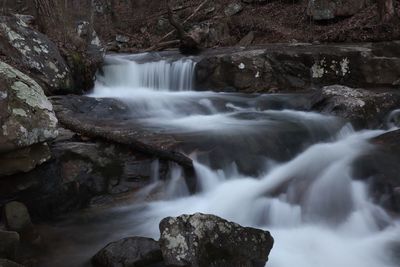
[89,53,400,267]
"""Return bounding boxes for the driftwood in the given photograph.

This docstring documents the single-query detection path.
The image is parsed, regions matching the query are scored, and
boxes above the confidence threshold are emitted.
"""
[146,0,209,53]
[50,96,194,170]
[165,0,200,54]
[33,0,60,35]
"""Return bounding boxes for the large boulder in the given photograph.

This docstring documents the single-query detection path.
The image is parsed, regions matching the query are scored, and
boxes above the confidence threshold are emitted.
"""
[159,213,274,267]
[92,237,163,267]
[307,0,366,20]
[0,61,58,176]
[0,15,74,95]
[311,85,400,128]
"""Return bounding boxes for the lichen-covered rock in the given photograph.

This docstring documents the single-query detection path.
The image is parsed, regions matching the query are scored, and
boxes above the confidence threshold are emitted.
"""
[195,42,400,93]
[0,61,58,154]
[92,237,163,267]
[311,85,400,128]
[0,230,19,261]
[62,21,104,92]
[307,0,366,20]
[159,213,274,267]
[0,15,74,95]
[0,61,57,176]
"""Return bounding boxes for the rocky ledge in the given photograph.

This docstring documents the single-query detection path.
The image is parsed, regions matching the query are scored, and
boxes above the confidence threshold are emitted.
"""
[195,41,400,93]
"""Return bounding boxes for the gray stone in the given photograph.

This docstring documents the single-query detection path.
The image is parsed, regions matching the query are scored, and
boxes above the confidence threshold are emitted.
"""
[195,42,400,93]
[159,213,274,267]
[0,231,19,260]
[92,237,163,267]
[0,15,74,94]
[4,202,32,233]
[116,35,130,44]
[311,85,400,128]
[0,143,51,177]
[0,61,58,176]
[224,3,243,16]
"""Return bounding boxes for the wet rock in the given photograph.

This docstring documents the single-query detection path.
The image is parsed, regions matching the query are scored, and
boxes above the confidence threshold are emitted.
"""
[0,16,73,95]
[307,0,366,20]
[0,61,57,176]
[311,85,400,128]
[224,3,243,16]
[0,258,24,267]
[195,42,400,92]
[63,20,104,93]
[4,202,32,233]
[0,230,19,260]
[92,237,163,267]
[0,143,51,177]
[159,213,274,267]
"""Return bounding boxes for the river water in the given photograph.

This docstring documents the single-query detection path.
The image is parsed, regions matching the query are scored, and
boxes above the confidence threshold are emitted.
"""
[43,54,400,267]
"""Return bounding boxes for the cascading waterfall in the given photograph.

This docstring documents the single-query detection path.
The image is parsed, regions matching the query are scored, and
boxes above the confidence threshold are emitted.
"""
[87,53,400,267]
[95,54,196,93]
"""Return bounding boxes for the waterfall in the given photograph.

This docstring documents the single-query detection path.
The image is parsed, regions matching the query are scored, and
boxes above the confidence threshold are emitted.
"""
[54,53,400,267]
[94,54,196,95]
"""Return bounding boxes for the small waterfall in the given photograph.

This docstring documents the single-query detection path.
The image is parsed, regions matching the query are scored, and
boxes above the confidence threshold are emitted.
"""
[94,54,196,93]
[43,53,400,267]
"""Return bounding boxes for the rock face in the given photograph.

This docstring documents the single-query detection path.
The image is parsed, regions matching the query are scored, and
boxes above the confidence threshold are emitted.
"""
[0,16,73,95]
[307,0,366,20]
[0,61,58,176]
[195,42,400,92]
[311,85,400,128]
[159,213,274,267]
[0,230,19,261]
[92,237,163,267]
[0,137,169,219]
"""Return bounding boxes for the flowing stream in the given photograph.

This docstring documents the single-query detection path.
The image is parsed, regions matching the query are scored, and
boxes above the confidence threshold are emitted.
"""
[43,53,400,267]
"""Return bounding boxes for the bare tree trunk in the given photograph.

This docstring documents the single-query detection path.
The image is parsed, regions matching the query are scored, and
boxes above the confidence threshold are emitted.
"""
[377,0,395,22]
[34,0,61,37]
[165,0,200,54]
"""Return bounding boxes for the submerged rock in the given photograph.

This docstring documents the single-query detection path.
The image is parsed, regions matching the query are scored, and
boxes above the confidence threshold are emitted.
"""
[311,85,400,128]
[0,16,73,95]
[159,213,273,267]
[92,237,163,267]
